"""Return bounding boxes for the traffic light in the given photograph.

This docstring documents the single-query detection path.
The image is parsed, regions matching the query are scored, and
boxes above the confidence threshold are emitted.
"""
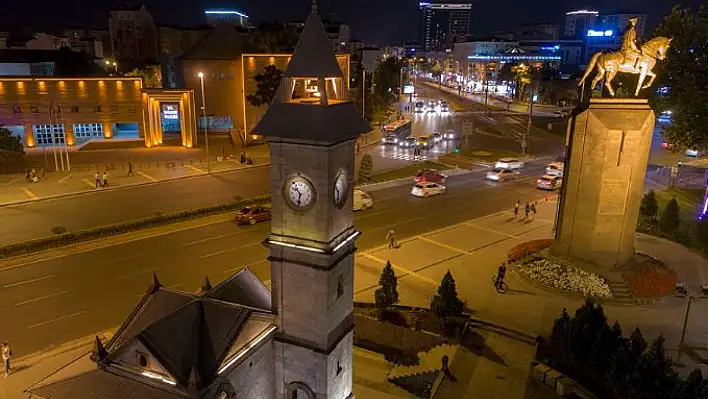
[455,145,460,154]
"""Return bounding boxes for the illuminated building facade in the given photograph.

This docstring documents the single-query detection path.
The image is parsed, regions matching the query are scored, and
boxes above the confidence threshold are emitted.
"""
[564,9,598,39]
[419,1,472,51]
[205,9,250,28]
[0,77,198,148]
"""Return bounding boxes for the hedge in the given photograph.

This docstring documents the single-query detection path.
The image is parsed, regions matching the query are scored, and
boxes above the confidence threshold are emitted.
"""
[507,239,553,262]
[0,194,271,259]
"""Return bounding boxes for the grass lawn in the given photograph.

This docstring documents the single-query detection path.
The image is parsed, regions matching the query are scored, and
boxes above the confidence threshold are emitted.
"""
[654,188,704,219]
[370,161,452,183]
[454,147,523,161]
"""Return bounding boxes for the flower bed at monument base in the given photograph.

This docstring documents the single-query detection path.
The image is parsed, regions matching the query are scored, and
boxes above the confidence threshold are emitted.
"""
[516,258,613,299]
[507,239,554,262]
[622,257,677,298]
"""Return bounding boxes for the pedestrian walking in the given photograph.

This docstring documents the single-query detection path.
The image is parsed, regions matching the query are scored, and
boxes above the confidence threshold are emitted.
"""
[25,170,31,183]
[101,172,109,188]
[94,172,101,188]
[524,202,530,220]
[127,161,134,177]
[530,202,537,219]
[513,200,520,219]
[2,341,12,377]
[386,229,397,249]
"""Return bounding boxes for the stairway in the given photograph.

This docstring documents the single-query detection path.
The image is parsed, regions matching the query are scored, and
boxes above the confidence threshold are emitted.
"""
[387,343,458,380]
[607,280,637,305]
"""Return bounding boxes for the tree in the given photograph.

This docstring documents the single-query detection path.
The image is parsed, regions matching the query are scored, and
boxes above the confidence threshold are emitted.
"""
[374,261,399,313]
[357,154,373,184]
[0,125,25,172]
[695,218,708,255]
[549,308,571,361]
[652,5,708,151]
[126,65,162,88]
[640,190,659,222]
[430,270,464,319]
[636,335,680,398]
[676,369,708,399]
[659,198,680,236]
[511,63,533,101]
[253,21,300,53]
[567,299,608,363]
[246,65,284,107]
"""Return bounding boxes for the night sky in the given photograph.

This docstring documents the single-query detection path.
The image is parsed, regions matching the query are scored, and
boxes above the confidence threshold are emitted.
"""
[3,0,702,44]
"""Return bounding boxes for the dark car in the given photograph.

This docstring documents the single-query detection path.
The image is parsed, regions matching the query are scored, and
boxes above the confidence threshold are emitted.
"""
[399,137,418,148]
[382,134,399,145]
[415,169,448,184]
[235,206,271,225]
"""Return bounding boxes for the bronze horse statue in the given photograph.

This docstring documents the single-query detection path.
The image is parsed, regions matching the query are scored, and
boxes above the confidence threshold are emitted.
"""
[578,36,672,97]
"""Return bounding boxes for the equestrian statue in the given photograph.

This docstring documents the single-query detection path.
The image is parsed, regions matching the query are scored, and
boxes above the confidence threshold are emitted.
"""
[578,17,672,97]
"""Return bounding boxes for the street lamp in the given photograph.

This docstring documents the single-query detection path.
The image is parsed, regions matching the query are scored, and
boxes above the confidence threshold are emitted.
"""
[198,72,211,173]
[105,60,118,74]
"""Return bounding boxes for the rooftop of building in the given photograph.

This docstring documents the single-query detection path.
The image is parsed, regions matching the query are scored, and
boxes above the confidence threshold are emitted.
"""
[0,48,102,63]
[176,24,255,61]
[112,3,147,12]
[26,268,275,399]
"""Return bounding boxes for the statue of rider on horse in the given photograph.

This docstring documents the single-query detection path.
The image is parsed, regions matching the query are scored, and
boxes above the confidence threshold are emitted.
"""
[579,17,672,97]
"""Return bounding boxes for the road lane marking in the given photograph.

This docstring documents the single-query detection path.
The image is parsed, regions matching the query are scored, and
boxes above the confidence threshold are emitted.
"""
[28,310,88,329]
[15,290,68,306]
[361,253,437,287]
[115,266,160,281]
[81,178,95,188]
[57,174,73,184]
[222,259,268,274]
[3,274,55,288]
[183,230,256,246]
[21,188,38,200]
[201,241,261,259]
[417,236,467,254]
[3,178,19,185]
[137,171,158,182]
[103,254,145,265]
[186,164,204,173]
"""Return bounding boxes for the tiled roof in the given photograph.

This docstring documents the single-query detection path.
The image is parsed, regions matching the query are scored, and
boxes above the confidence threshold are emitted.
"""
[27,369,188,399]
[206,268,271,311]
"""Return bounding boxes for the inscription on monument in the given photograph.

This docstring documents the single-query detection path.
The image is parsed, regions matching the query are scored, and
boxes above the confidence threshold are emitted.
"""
[598,179,629,215]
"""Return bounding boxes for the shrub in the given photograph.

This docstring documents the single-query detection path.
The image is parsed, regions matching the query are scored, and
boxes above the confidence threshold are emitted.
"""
[358,154,373,184]
[375,261,399,314]
[507,239,553,262]
[50,226,67,235]
[639,190,659,222]
[659,198,680,237]
[430,271,464,319]
[622,259,677,298]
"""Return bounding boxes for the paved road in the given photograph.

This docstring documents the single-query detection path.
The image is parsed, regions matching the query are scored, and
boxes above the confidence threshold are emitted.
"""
[0,161,553,356]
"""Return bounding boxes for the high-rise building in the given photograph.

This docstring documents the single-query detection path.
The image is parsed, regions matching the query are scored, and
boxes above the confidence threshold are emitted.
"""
[564,9,598,39]
[420,0,472,51]
[109,4,160,65]
[205,9,250,29]
[518,23,559,41]
[598,12,647,39]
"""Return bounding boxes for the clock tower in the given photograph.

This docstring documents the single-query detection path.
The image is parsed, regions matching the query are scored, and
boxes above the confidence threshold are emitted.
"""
[251,2,370,398]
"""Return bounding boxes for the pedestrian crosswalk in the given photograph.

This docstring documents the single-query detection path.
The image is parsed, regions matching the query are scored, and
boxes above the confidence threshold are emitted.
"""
[380,152,429,161]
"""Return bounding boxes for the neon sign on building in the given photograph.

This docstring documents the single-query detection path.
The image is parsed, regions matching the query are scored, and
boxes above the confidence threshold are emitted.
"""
[587,30,614,37]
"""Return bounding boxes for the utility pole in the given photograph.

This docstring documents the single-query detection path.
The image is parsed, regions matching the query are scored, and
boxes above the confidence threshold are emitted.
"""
[362,68,366,119]
[48,98,59,172]
[523,83,538,156]
[483,61,490,116]
[198,73,211,173]
[677,296,694,363]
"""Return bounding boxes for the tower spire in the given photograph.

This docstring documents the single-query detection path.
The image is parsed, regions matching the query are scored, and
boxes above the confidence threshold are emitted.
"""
[311,0,317,14]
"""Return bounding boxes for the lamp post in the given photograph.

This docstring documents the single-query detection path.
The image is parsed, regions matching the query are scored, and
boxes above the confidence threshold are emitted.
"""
[198,72,211,173]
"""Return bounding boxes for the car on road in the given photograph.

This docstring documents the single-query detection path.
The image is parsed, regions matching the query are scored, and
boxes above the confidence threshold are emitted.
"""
[485,168,519,182]
[235,206,271,225]
[432,132,443,143]
[382,134,399,145]
[353,189,373,211]
[686,148,700,157]
[414,101,425,113]
[444,129,456,140]
[411,182,446,197]
[417,135,433,148]
[552,110,569,118]
[398,137,418,148]
[439,103,450,114]
[415,169,448,184]
[536,175,562,190]
[494,158,524,170]
[661,142,674,149]
[427,101,437,112]
[545,161,564,176]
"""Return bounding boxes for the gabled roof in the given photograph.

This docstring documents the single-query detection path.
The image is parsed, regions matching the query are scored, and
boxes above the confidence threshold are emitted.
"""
[283,11,342,79]
[28,367,188,399]
[206,268,271,311]
[176,25,252,61]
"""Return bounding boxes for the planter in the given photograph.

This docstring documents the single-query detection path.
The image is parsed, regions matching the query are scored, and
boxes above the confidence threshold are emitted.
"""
[516,258,613,299]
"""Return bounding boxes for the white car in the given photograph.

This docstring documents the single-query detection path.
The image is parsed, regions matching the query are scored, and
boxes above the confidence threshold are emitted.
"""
[411,182,446,197]
[537,174,562,190]
[494,158,524,170]
[353,189,373,211]
[486,168,519,182]
[545,162,564,176]
[444,129,456,140]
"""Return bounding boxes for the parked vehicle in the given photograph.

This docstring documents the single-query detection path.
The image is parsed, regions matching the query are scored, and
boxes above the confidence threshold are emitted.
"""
[353,189,373,211]
[494,158,524,170]
[485,168,519,182]
[686,148,700,157]
[537,175,562,190]
[411,182,446,197]
[398,137,418,148]
[235,206,271,225]
[415,169,448,184]
[545,162,564,176]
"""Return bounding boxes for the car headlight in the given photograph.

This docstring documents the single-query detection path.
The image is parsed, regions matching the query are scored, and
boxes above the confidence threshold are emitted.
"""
[394,139,398,143]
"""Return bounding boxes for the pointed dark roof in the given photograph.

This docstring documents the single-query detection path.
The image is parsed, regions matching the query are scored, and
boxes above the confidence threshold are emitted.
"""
[176,24,252,60]
[250,8,370,143]
[282,11,342,79]
[206,268,271,311]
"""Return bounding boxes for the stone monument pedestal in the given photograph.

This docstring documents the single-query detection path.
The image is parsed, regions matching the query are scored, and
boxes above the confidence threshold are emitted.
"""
[551,98,655,268]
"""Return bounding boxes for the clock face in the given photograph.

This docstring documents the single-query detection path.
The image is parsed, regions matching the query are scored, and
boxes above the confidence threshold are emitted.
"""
[284,175,316,210]
[334,170,348,207]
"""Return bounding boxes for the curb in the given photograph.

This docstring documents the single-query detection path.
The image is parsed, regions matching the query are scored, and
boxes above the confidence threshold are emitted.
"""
[0,163,270,209]
[357,167,481,192]
[14,330,113,368]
